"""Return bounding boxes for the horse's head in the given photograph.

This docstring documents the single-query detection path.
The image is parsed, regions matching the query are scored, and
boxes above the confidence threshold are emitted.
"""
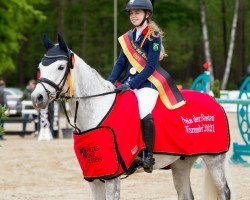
[31,34,74,109]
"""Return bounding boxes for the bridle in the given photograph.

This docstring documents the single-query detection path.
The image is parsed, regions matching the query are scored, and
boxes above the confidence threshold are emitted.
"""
[37,54,71,100]
[37,53,117,101]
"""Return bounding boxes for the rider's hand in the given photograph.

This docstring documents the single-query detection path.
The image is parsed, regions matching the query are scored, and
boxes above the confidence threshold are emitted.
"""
[114,83,131,94]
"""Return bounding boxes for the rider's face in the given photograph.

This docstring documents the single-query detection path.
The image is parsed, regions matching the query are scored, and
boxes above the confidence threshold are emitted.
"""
[129,9,147,26]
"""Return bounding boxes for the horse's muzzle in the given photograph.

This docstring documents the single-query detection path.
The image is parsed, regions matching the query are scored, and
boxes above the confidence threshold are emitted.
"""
[31,90,49,109]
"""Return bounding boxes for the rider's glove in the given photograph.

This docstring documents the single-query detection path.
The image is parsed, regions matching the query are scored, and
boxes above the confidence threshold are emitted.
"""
[114,83,131,94]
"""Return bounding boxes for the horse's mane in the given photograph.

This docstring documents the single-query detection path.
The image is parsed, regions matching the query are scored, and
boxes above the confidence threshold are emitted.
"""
[73,53,115,95]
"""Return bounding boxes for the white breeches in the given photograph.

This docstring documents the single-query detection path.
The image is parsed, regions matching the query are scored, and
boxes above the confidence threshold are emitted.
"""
[134,88,159,119]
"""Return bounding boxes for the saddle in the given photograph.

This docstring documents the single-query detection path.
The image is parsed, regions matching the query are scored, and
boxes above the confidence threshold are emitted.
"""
[74,90,230,181]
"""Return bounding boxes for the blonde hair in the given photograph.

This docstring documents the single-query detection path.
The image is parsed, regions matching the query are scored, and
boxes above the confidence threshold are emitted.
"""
[147,20,167,61]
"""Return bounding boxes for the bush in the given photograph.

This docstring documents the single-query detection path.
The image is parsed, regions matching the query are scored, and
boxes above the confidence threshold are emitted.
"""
[0,105,7,136]
[212,79,221,98]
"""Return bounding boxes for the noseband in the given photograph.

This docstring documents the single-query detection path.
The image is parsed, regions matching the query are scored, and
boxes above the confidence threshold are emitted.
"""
[37,54,71,100]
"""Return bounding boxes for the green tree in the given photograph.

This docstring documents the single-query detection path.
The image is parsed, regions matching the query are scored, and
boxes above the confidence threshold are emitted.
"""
[0,0,46,78]
[153,0,202,84]
[1,0,250,89]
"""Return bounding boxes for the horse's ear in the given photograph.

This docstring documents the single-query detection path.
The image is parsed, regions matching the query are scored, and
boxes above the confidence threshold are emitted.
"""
[57,33,69,53]
[42,34,54,50]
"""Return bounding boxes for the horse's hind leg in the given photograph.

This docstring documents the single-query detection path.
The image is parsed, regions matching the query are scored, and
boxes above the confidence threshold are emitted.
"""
[170,156,198,200]
[202,154,231,200]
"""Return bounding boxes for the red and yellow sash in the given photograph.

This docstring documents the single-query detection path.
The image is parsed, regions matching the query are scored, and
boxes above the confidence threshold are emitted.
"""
[118,30,186,109]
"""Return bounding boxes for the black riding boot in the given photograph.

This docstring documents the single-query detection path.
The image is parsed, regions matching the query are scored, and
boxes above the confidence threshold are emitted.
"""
[141,114,155,173]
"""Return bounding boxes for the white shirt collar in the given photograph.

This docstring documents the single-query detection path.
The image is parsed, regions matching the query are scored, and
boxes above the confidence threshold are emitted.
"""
[135,23,147,41]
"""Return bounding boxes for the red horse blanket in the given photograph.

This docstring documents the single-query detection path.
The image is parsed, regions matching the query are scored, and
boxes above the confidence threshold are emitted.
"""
[74,90,230,180]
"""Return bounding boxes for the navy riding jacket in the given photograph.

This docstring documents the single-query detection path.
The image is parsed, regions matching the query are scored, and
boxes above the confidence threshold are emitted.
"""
[108,27,161,90]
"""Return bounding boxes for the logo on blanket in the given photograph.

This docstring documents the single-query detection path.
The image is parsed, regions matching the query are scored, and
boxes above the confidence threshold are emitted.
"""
[180,113,215,134]
[80,146,102,163]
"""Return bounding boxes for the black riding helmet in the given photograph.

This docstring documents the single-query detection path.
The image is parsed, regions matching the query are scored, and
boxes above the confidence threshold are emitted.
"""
[125,0,153,26]
[125,0,153,14]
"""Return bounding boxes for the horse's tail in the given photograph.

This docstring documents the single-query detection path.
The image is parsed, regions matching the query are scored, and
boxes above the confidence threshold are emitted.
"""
[203,165,218,200]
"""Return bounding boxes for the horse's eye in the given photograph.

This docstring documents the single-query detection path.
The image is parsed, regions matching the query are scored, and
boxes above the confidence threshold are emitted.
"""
[58,65,64,70]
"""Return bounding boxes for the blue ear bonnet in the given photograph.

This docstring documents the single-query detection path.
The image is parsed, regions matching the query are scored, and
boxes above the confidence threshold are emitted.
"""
[41,45,68,66]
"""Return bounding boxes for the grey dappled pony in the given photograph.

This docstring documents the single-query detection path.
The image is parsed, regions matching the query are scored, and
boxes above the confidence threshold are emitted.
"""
[31,34,231,200]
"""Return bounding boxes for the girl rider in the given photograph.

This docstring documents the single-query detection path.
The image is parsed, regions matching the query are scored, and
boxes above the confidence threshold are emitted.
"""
[108,0,167,173]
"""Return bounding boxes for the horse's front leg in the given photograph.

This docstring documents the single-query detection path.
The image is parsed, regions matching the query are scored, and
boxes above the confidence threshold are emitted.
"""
[89,180,106,200]
[105,177,121,200]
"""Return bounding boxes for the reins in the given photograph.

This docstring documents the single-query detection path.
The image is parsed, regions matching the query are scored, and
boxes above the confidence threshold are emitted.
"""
[63,90,118,100]
[58,90,118,134]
